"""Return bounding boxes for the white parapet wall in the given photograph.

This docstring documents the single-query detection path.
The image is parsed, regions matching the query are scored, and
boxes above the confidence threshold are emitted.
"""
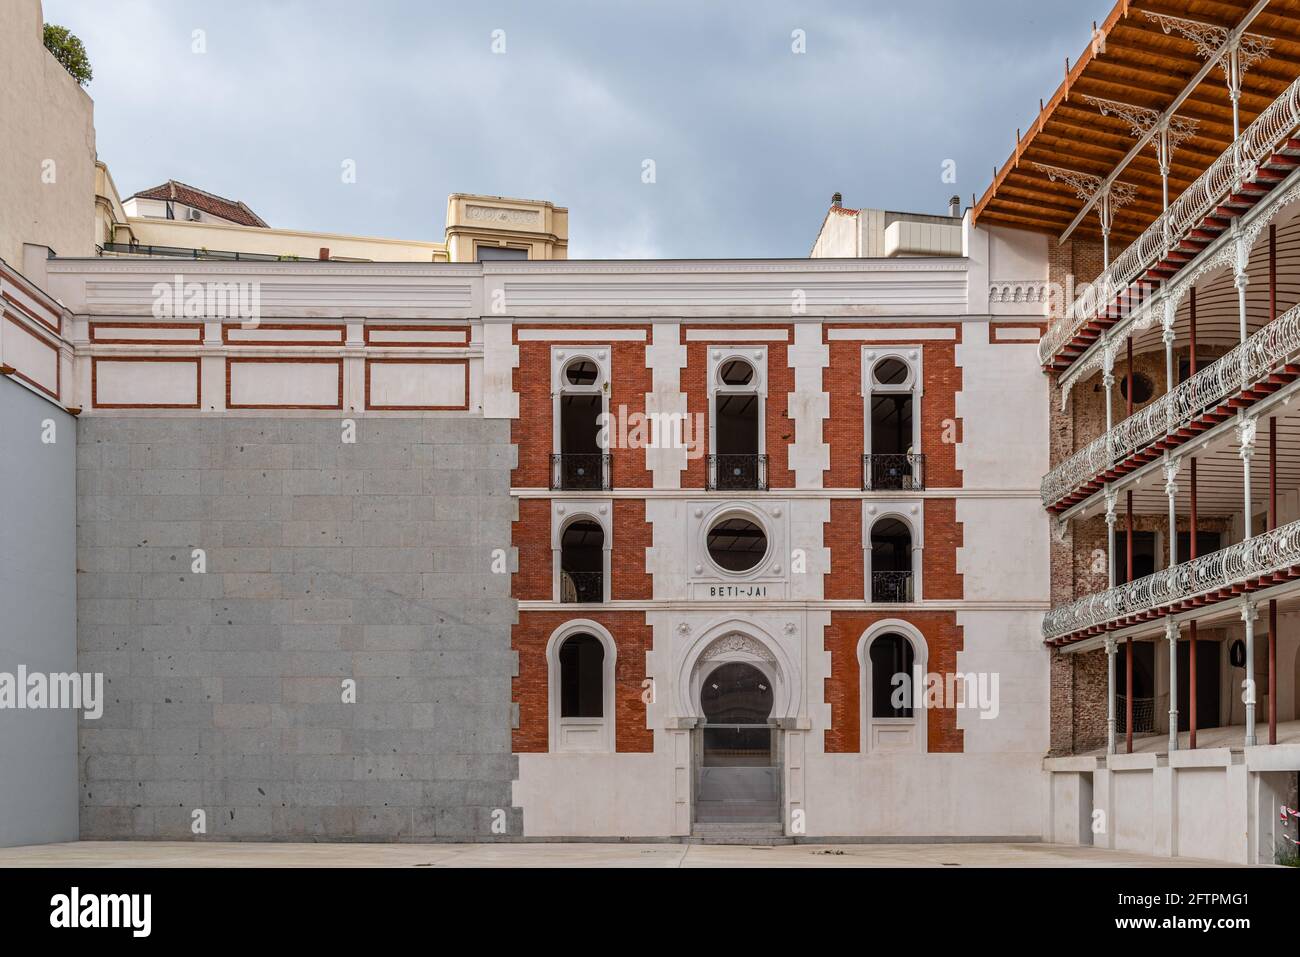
[1046,744,1300,865]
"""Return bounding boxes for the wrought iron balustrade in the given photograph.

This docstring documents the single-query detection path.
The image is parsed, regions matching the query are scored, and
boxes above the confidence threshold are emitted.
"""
[1038,72,1300,367]
[871,571,914,604]
[1040,299,1300,507]
[1043,516,1300,641]
[100,242,285,262]
[550,453,611,491]
[863,453,925,491]
[707,453,768,491]
[560,570,604,604]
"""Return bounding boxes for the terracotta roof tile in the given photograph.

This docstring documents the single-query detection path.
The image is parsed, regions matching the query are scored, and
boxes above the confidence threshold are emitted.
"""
[129,180,268,228]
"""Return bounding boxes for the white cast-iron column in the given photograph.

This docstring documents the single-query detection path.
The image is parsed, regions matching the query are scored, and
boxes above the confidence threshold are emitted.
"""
[1106,636,1118,755]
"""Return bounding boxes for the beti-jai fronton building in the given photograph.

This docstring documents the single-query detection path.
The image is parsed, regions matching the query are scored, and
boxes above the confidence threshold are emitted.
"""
[8,0,1300,863]
[5,209,1050,844]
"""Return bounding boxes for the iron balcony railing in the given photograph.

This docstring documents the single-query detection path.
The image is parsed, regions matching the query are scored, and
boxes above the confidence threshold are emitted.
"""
[871,571,914,604]
[1038,72,1300,366]
[707,453,768,491]
[1040,299,1300,507]
[1042,516,1300,642]
[550,453,611,491]
[100,242,288,262]
[560,570,604,604]
[863,453,925,491]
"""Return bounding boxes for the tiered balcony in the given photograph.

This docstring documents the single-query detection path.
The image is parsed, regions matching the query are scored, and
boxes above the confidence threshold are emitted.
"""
[1038,74,1300,373]
[1043,516,1300,645]
[1041,301,1300,510]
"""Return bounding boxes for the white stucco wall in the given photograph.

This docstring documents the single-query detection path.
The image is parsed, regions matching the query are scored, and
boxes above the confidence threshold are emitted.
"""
[802,753,1045,837]
[0,0,97,266]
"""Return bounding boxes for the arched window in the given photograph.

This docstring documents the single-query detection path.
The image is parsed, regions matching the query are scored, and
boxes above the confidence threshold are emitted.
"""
[559,518,605,603]
[869,633,915,718]
[710,354,766,490]
[865,352,923,490]
[869,516,914,602]
[559,634,604,718]
[547,622,617,752]
[857,622,928,754]
[553,355,609,490]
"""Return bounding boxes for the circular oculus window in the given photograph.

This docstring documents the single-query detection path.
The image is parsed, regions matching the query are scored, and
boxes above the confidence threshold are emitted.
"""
[718,358,756,386]
[706,516,768,573]
[873,357,910,386]
[563,359,599,387]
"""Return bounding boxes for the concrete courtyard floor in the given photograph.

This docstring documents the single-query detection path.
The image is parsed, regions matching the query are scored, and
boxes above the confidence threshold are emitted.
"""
[0,840,1236,867]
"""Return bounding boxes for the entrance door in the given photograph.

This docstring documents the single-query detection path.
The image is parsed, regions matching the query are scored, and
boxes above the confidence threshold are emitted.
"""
[695,662,780,823]
[1177,639,1221,732]
[1115,640,1156,734]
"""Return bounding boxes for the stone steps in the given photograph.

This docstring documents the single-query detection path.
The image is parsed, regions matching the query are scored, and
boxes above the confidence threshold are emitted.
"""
[688,822,792,845]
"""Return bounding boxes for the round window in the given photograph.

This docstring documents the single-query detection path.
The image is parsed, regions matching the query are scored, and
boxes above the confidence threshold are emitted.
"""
[719,358,755,386]
[706,516,768,572]
[1118,372,1154,404]
[873,357,910,386]
[564,359,599,387]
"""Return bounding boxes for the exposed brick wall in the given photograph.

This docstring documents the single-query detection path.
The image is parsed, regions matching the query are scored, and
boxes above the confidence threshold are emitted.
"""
[823,611,965,753]
[1044,238,1099,754]
[917,333,963,489]
[1072,647,1108,753]
[1049,649,1075,754]
[824,498,864,600]
[1073,348,1166,451]
[512,610,653,753]
[511,340,552,490]
[764,333,796,490]
[822,327,964,489]
[682,338,709,489]
[612,499,652,599]
[921,497,964,600]
[824,498,962,602]
[509,328,652,490]
[512,498,551,601]
[680,326,795,490]
[824,335,865,488]
[611,337,652,489]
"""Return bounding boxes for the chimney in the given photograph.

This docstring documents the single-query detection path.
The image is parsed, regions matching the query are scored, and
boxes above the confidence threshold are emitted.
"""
[318,247,330,261]
[831,192,843,208]
[948,195,962,218]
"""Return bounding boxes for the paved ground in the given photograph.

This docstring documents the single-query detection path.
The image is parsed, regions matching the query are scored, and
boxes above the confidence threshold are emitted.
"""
[0,841,1235,867]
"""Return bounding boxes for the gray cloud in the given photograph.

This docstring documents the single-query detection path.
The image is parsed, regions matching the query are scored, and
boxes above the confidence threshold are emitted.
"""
[44,0,1111,258]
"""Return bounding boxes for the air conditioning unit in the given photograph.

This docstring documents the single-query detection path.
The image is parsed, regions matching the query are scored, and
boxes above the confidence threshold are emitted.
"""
[187,208,202,222]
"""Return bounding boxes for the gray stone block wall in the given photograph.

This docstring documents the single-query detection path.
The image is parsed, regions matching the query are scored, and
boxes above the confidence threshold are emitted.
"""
[75,416,519,841]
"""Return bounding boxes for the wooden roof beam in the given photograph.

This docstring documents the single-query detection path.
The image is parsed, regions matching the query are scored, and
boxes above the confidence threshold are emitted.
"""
[1029,126,1222,176]
[1115,18,1300,79]
[1059,0,1274,243]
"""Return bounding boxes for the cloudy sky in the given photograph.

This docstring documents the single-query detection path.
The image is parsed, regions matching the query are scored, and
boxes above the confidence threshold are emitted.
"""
[44,0,1112,258]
